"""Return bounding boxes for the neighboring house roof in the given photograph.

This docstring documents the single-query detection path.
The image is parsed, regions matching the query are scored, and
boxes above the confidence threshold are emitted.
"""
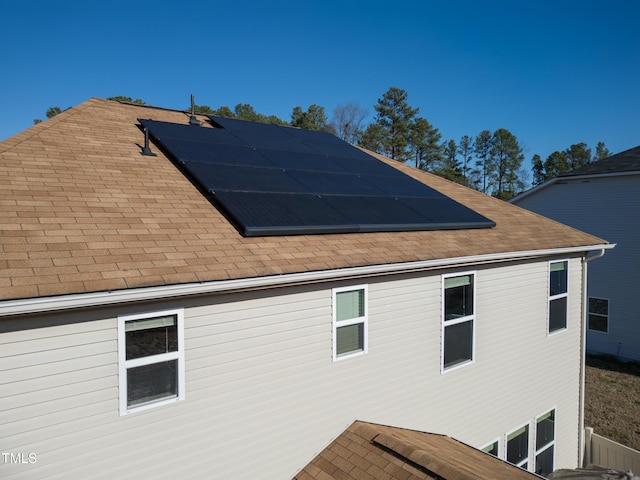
[559,145,640,177]
[511,145,640,203]
[293,421,541,480]
[0,98,609,304]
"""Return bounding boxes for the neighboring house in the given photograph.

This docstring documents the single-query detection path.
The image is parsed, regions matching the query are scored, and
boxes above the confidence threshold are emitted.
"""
[511,146,639,362]
[0,98,612,479]
[294,420,541,479]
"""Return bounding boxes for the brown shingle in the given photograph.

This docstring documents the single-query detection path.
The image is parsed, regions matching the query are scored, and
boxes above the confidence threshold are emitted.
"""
[293,421,542,480]
[0,98,609,301]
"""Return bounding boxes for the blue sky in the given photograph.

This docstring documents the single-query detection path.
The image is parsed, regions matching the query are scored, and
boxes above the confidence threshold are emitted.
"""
[1,0,638,180]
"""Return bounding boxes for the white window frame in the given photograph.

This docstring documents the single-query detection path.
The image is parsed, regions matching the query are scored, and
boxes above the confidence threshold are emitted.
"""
[505,421,531,471]
[587,297,609,333]
[481,437,500,458]
[332,285,368,361]
[534,408,556,477]
[118,308,185,415]
[548,260,569,335]
[441,271,476,373]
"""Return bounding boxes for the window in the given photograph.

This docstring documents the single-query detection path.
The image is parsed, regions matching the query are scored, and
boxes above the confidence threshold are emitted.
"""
[506,423,530,470]
[481,439,499,457]
[118,309,185,415]
[333,285,367,360]
[588,297,609,333]
[535,410,555,477]
[549,261,568,333]
[442,273,475,371]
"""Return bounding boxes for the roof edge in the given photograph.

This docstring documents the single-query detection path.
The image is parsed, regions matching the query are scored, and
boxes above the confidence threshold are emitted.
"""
[510,177,560,203]
[0,244,613,317]
[512,170,640,203]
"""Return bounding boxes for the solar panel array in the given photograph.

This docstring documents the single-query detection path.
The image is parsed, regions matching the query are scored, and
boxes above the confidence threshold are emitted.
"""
[139,117,495,236]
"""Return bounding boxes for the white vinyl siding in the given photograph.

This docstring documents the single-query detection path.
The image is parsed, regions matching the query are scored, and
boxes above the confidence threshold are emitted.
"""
[0,258,585,479]
[513,174,640,361]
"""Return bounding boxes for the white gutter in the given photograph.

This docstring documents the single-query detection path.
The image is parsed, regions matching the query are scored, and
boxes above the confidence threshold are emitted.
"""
[578,248,607,467]
[0,243,614,318]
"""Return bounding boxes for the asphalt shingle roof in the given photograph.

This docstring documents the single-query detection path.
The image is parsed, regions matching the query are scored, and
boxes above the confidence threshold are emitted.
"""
[560,145,640,177]
[0,98,608,301]
[293,421,541,480]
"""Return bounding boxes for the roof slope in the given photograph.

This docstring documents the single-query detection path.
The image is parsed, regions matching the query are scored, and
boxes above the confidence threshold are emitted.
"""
[560,145,640,177]
[0,98,607,301]
[293,421,540,480]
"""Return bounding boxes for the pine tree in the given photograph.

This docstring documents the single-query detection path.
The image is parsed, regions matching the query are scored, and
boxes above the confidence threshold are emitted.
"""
[409,117,442,170]
[373,87,418,162]
[474,130,492,194]
[489,129,524,200]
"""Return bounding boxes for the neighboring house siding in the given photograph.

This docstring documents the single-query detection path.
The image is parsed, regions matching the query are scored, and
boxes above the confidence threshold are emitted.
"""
[0,258,584,479]
[514,175,640,361]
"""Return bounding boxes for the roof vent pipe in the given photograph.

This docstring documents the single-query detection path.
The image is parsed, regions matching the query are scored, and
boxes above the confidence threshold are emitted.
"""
[189,94,202,126]
[141,127,157,156]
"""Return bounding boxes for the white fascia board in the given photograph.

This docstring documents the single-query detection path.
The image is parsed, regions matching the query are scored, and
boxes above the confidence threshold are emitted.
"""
[0,243,614,317]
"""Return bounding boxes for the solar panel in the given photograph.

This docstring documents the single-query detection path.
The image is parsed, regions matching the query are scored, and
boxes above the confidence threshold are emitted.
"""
[163,141,273,167]
[140,118,242,145]
[258,149,348,173]
[139,118,495,236]
[182,162,308,194]
[214,191,354,235]
[287,170,386,196]
[360,174,447,198]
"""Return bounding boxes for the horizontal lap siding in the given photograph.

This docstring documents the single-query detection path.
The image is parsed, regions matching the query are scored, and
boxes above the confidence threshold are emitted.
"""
[1,259,584,479]
[515,176,640,361]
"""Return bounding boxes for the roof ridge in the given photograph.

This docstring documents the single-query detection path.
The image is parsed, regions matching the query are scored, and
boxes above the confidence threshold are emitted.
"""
[0,98,100,153]
[373,431,478,480]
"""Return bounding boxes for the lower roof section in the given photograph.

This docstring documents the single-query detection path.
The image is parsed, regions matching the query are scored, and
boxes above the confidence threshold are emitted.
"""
[294,420,541,480]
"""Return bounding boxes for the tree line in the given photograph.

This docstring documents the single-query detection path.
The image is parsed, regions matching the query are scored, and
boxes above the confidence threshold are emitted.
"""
[36,92,611,199]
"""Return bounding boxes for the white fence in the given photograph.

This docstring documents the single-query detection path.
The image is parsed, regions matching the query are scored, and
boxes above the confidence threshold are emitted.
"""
[584,427,640,473]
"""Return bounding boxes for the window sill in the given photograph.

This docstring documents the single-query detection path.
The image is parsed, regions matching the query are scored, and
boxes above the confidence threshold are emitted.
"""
[442,358,474,374]
[121,395,183,416]
[547,327,567,337]
[333,349,366,362]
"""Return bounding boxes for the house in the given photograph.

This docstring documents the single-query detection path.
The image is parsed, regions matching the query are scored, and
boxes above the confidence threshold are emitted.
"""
[294,420,542,479]
[0,98,612,479]
[511,146,639,362]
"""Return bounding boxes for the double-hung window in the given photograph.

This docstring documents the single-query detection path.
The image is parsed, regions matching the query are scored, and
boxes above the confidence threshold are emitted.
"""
[442,272,475,371]
[506,423,530,470]
[333,285,368,361]
[588,297,609,333]
[535,410,555,477]
[118,309,185,415]
[549,261,568,334]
